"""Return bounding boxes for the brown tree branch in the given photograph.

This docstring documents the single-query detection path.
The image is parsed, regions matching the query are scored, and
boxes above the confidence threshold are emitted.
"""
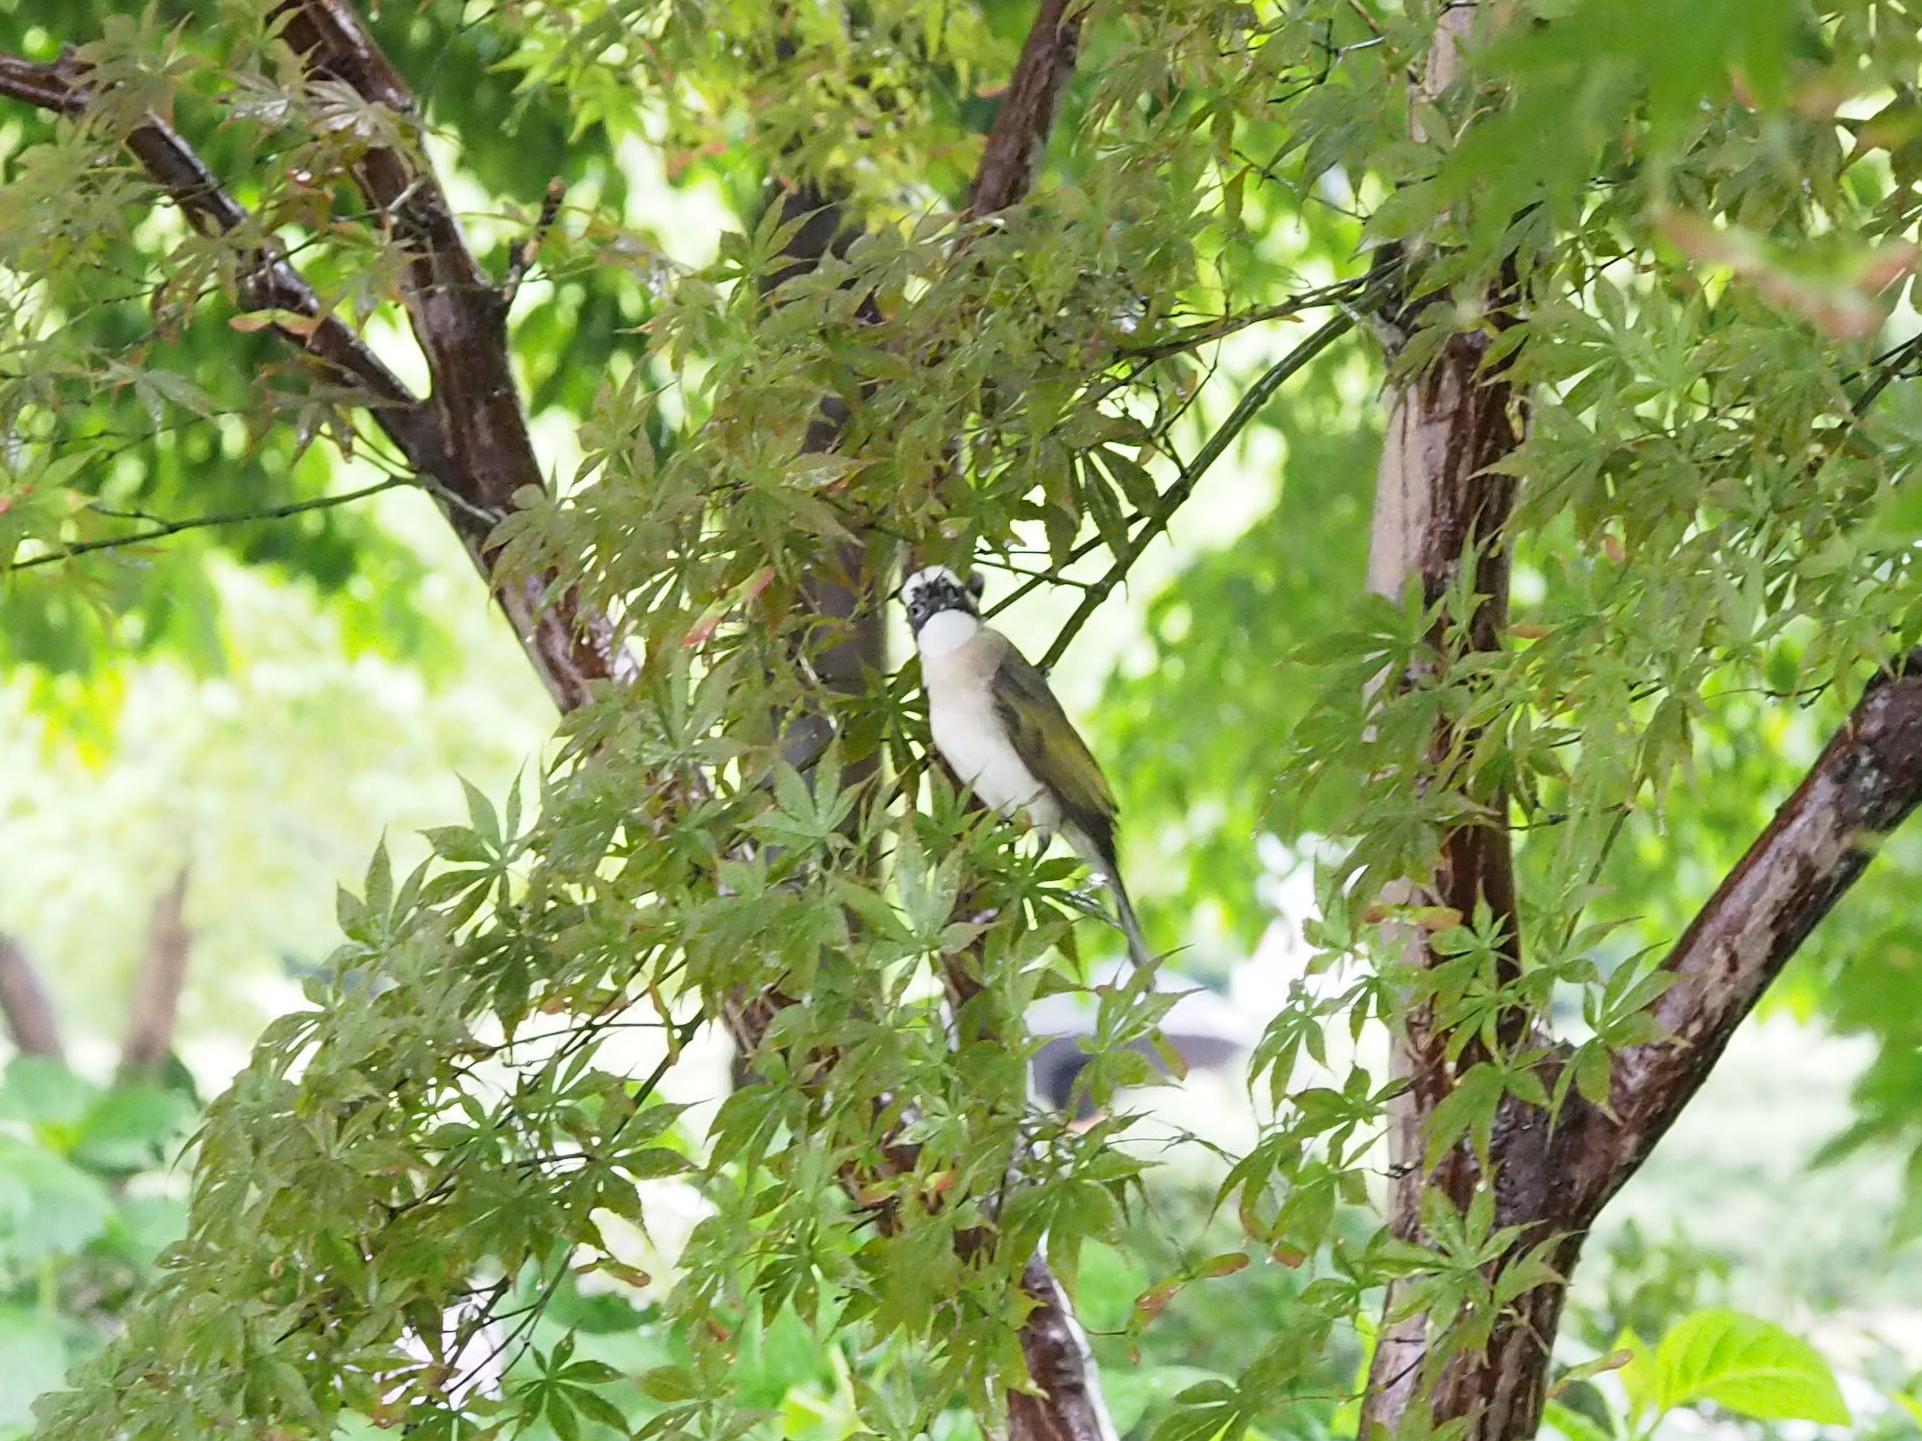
[0,51,88,110]
[271,1,517,514]
[1010,1252,1113,1441]
[1574,652,1922,1214]
[270,0,624,709]
[966,0,1087,218]
[1404,649,1922,1437]
[119,868,192,1081]
[0,933,66,1061]
[761,177,888,780]
[1360,316,1529,1437]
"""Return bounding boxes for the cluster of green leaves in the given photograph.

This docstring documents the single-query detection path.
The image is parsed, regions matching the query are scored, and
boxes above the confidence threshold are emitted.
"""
[0,6,411,677]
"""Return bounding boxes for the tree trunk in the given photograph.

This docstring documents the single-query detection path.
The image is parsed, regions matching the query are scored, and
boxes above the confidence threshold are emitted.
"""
[119,869,192,1082]
[0,933,64,1061]
[1356,9,1922,1436]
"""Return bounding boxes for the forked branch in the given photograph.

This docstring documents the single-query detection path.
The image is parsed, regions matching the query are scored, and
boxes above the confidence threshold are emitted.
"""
[0,15,623,708]
[0,51,437,469]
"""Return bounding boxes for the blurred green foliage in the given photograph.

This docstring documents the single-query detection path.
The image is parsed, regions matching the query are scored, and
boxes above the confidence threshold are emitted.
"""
[0,1057,192,1440]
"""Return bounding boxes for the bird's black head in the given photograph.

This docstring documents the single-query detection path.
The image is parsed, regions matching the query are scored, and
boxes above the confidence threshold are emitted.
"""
[901,565,985,633]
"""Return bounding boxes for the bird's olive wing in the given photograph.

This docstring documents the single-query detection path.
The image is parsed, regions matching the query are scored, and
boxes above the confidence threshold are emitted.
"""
[989,645,1118,835]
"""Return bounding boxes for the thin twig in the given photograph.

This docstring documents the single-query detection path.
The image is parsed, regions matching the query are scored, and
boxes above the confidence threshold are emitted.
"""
[5,475,412,573]
[983,268,1396,623]
[501,177,565,306]
[1851,332,1922,418]
[1119,276,1375,363]
[1038,310,1359,670]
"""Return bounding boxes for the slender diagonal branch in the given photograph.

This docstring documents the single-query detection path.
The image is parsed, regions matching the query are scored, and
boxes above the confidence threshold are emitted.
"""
[1040,310,1359,671]
[982,273,1393,630]
[1573,650,1922,1215]
[1118,277,1378,364]
[4,475,411,573]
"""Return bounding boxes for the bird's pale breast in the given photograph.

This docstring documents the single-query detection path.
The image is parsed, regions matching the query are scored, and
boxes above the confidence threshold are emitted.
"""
[921,632,1063,834]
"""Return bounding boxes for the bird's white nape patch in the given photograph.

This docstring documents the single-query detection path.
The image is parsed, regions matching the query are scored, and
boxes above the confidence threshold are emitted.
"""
[915,607,981,660]
[903,565,964,606]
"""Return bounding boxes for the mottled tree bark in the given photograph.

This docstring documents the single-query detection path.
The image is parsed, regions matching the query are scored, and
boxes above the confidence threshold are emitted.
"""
[1359,7,1535,1435]
[1356,9,1922,1440]
[1360,312,1535,1435]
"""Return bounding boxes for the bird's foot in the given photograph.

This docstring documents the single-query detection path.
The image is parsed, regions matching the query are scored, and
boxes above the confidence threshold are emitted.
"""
[1061,886,1116,925]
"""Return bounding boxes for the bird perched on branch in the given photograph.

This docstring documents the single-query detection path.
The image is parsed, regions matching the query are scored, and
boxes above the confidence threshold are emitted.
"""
[901,565,1153,970]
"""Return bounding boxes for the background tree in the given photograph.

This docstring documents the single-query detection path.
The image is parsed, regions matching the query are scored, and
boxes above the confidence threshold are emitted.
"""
[6,2,1922,1441]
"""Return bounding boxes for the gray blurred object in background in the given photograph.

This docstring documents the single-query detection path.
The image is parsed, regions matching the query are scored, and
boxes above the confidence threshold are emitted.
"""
[1027,962,1259,1113]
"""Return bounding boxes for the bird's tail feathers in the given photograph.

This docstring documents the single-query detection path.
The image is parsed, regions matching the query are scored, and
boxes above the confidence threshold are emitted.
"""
[1063,822,1156,970]
[1106,870,1154,971]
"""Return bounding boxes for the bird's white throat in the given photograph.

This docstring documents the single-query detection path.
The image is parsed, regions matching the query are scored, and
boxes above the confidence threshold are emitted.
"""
[915,608,982,661]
